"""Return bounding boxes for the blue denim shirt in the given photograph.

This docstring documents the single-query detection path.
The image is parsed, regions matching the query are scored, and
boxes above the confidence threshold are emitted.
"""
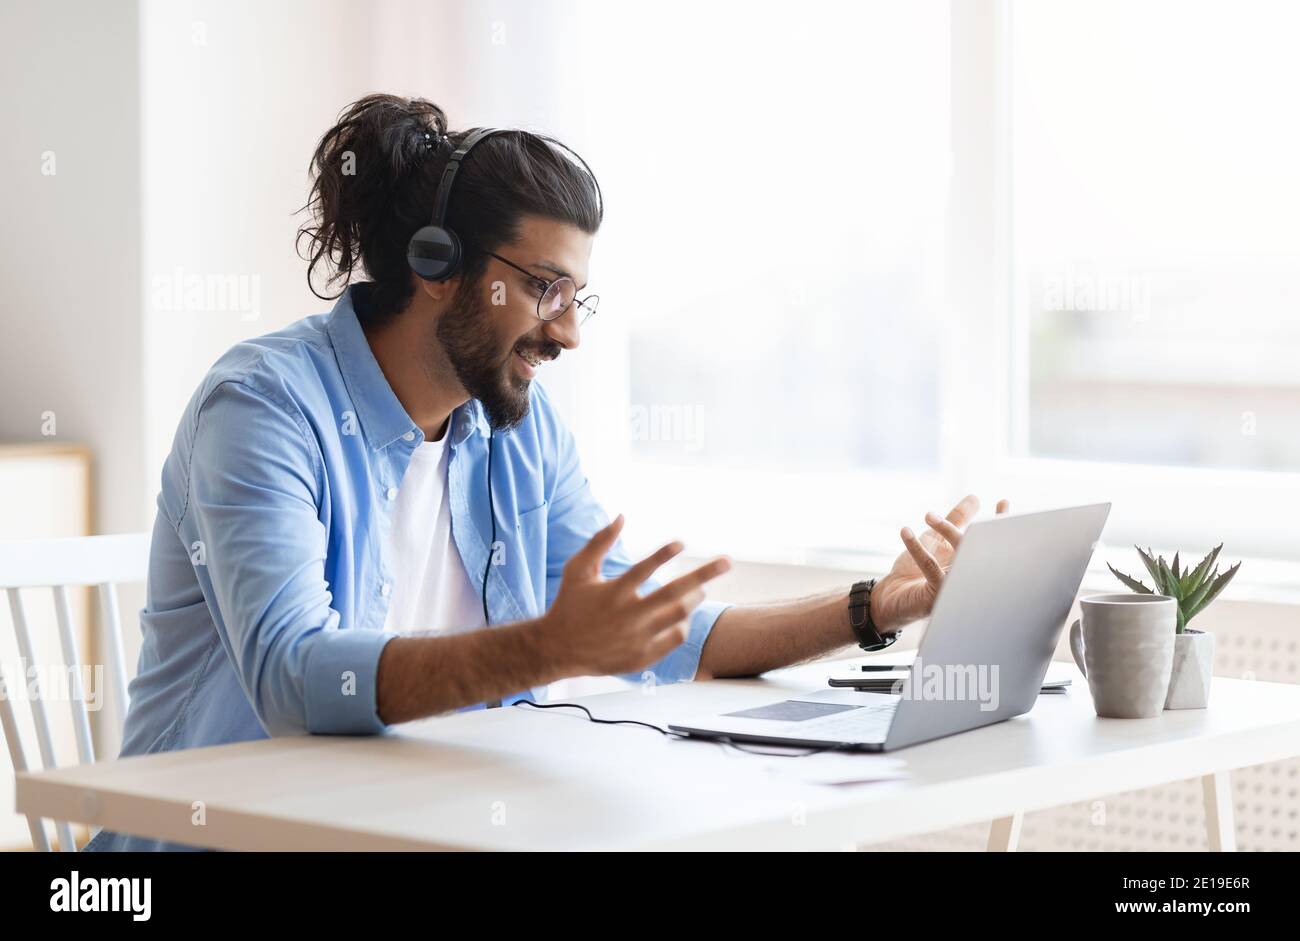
[85,283,728,851]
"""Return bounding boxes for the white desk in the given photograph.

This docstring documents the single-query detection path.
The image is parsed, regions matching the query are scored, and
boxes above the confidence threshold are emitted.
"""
[17,658,1300,851]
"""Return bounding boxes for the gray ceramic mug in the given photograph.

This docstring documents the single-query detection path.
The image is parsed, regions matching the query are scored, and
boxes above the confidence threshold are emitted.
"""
[1069,593,1177,718]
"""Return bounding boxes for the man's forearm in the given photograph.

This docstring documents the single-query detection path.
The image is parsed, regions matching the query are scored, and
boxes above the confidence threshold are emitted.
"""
[696,588,857,679]
[376,619,569,724]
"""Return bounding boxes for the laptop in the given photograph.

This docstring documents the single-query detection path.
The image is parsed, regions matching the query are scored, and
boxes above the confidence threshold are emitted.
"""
[668,503,1110,752]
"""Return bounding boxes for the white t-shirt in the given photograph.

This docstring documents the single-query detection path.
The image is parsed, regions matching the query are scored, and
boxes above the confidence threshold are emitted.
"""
[382,434,485,636]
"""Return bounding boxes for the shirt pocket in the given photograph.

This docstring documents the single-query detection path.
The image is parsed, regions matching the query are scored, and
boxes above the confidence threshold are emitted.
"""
[515,499,549,541]
[514,499,549,610]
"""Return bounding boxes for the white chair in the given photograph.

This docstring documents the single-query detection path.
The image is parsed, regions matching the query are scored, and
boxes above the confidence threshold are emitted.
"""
[0,533,149,851]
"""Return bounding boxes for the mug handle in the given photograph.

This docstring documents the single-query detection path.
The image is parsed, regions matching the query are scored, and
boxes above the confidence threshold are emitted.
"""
[1068,618,1087,677]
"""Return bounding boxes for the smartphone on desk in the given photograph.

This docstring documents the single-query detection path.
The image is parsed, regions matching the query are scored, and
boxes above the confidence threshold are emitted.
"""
[827,659,1074,692]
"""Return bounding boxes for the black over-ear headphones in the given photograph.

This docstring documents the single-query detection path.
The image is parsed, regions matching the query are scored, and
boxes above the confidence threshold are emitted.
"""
[406,127,503,282]
[406,125,604,283]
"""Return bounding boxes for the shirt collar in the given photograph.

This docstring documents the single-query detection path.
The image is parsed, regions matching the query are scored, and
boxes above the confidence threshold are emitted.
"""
[325,284,492,451]
[460,400,493,444]
[448,397,491,447]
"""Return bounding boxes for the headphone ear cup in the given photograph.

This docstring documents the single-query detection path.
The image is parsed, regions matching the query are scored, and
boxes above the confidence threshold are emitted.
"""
[407,225,462,282]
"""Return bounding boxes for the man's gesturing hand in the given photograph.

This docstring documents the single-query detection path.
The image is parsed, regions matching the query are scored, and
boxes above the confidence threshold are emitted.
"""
[869,495,1011,634]
[539,515,732,677]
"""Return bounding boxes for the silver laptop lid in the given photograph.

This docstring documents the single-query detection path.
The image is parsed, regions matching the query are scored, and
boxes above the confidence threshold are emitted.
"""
[882,502,1110,750]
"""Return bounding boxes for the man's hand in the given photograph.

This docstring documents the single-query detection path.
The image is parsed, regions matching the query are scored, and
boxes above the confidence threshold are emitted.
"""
[539,515,732,676]
[869,495,1011,633]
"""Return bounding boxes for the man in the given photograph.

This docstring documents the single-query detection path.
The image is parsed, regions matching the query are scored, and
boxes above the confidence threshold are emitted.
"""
[86,94,1003,850]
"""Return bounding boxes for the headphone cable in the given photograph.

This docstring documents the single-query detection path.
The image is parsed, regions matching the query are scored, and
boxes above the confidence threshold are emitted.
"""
[482,427,502,709]
[511,699,845,758]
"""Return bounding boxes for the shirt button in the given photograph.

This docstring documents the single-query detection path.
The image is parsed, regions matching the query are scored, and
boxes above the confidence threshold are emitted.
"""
[385,486,398,500]
[380,582,392,598]
[402,431,415,442]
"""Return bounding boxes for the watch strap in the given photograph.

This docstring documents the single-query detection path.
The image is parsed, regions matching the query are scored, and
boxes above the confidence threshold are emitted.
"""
[848,578,898,652]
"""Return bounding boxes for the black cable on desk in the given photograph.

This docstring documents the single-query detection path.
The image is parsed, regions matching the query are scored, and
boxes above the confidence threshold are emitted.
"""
[511,699,846,758]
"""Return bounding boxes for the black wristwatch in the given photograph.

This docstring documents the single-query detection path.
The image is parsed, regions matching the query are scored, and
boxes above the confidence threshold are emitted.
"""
[848,579,899,652]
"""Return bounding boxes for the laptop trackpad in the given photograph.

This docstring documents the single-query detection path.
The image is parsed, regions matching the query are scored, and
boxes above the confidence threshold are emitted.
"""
[724,701,858,722]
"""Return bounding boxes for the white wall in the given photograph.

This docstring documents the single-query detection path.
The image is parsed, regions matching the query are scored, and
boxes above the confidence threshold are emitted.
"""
[139,0,377,505]
[0,0,146,538]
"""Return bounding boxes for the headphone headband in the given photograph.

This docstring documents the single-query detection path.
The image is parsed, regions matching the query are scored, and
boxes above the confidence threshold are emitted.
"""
[429,126,503,231]
[407,125,602,282]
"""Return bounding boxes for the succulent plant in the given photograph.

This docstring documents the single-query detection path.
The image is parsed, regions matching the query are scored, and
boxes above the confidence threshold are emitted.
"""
[1107,545,1241,633]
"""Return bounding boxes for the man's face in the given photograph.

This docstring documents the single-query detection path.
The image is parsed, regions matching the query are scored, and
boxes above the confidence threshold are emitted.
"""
[435,214,593,430]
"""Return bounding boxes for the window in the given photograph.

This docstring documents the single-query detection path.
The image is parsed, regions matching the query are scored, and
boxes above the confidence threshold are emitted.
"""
[564,0,1300,567]
[1013,0,1300,473]
[578,0,953,555]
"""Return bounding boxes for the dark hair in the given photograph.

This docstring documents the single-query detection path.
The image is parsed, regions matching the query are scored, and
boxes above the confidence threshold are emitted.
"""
[296,93,603,326]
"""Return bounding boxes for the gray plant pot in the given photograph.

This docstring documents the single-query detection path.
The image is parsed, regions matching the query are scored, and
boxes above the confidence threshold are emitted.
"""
[1164,628,1214,710]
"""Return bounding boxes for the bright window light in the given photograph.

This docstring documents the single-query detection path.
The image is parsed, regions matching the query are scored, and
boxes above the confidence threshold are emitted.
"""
[584,0,952,474]
[1013,0,1300,472]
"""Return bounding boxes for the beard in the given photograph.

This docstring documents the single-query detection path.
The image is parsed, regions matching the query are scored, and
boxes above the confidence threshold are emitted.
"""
[434,277,561,431]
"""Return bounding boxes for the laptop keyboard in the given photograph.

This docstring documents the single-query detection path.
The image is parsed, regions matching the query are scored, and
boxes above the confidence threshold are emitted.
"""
[800,702,898,739]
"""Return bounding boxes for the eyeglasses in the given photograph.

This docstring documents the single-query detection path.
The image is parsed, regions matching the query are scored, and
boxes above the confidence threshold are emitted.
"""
[482,250,600,326]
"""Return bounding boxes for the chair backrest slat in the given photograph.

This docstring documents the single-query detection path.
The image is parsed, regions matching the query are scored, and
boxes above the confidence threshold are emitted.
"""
[0,658,52,852]
[52,586,96,766]
[6,588,77,851]
[0,532,150,851]
[97,583,131,731]
[6,590,60,772]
